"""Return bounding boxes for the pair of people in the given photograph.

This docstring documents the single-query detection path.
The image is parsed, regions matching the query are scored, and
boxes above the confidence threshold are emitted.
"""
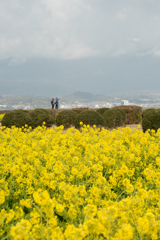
[51,97,59,109]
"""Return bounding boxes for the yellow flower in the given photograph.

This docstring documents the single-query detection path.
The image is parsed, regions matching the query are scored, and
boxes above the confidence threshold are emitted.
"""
[71,167,78,175]
[83,204,97,219]
[32,224,42,239]
[137,217,150,234]
[33,189,50,206]
[56,204,65,214]
[49,180,56,190]
[72,157,79,164]
[11,219,31,240]
[107,206,118,219]
[122,178,130,186]
[68,205,77,219]
[126,184,134,194]
[0,114,5,121]
[48,217,58,227]
[5,209,15,224]
[27,187,34,195]
[0,190,5,204]
[20,199,32,208]
[115,224,133,240]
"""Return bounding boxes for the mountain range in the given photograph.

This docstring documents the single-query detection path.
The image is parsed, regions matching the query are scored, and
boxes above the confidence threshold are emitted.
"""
[61,92,114,103]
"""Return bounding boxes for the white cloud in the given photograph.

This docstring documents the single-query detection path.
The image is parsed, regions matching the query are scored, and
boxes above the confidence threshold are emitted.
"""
[63,43,99,59]
[0,37,21,54]
[116,12,126,21]
[128,38,141,42]
[154,50,160,56]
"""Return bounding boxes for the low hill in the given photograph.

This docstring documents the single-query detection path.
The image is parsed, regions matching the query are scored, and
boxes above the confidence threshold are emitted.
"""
[61,92,114,103]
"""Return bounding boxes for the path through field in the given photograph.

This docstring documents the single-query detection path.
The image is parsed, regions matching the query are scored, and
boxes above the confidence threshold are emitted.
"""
[125,124,142,130]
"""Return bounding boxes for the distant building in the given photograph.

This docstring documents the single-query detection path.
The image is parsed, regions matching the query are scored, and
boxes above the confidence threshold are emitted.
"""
[121,100,129,105]
[95,104,100,108]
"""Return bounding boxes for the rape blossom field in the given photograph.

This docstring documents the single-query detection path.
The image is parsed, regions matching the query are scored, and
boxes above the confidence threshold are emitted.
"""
[0,122,160,240]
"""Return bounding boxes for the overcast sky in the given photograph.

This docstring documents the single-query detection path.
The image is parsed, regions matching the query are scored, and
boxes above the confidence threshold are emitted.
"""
[0,0,160,96]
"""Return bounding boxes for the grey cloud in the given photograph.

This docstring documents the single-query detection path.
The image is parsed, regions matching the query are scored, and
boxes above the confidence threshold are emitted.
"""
[0,0,160,59]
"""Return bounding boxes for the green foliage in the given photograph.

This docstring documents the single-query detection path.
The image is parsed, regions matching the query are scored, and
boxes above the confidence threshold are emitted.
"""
[75,110,105,129]
[103,109,123,128]
[72,107,89,114]
[2,109,55,129]
[2,110,33,128]
[96,108,109,115]
[116,109,126,124]
[30,108,55,128]
[142,108,156,118]
[56,110,77,128]
[142,109,160,132]
[46,109,59,116]
[113,106,142,124]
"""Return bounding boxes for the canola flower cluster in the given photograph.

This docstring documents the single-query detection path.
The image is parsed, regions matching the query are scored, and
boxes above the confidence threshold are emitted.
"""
[0,123,160,240]
[0,114,5,121]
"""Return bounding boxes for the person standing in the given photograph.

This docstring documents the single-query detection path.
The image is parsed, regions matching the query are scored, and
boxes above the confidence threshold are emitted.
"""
[51,98,55,109]
[55,97,59,109]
